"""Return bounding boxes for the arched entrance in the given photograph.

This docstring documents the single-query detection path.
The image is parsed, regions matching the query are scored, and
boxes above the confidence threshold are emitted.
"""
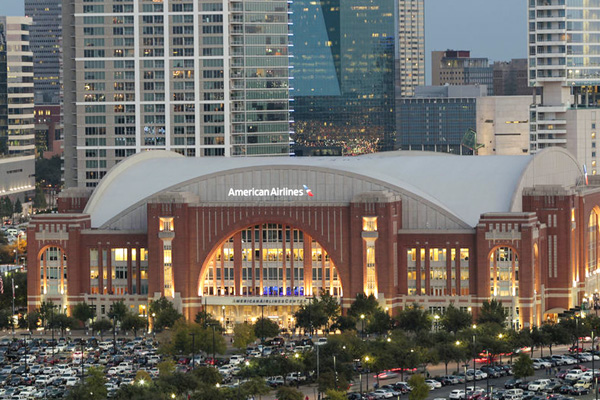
[197,223,344,331]
[488,246,520,327]
[37,246,68,297]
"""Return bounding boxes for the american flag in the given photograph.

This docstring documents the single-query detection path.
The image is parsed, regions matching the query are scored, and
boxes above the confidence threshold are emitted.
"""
[0,275,3,295]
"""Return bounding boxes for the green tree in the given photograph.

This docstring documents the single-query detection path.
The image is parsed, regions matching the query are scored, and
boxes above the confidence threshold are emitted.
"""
[72,302,94,329]
[367,308,393,335]
[108,300,128,324]
[150,296,183,331]
[275,386,303,400]
[408,374,430,400]
[65,366,107,400]
[159,320,227,357]
[396,303,432,334]
[35,155,62,187]
[13,199,22,221]
[233,322,256,349]
[477,299,507,327]
[32,186,47,210]
[241,377,271,400]
[348,293,380,319]
[191,367,222,385]
[121,312,147,336]
[434,332,467,374]
[26,311,41,331]
[0,310,11,330]
[440,304,472,335]
[0,197,13,220]
[49,313,76,336]
[134,370,152,384]
[38,300,56,328]
[513,353,535,381]
[541,323,569,354]
[254,317,280,341]
[530,326,551,357]
[158,360,176,377]
[325,390,347,400]
[91,318,112,340]
[294,298,327,334]
[194,309,223,329]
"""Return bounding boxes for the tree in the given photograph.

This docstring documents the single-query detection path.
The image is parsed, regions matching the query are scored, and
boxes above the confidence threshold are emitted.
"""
[366,309,393,335]
[32,186,47,210]
[408,374,430,400]
[149,297,183,331]
[530,326,551,357]
[108,300,128,324]
[159,320,227,357]
[440,304,472,335]
[194,309,222,330]
[49,313,76,336]
[348,293,380,318]
[157,360,176,377]
[233,322,256,349]
[477,299,507,327]
[396,303,432,334]
[121,312,147,336]
[26,311,41,332]
[36,155,62,187]
[72,302,94,329]
[191,367,222,385]
[294,298,327,334]
[241,377,270,400]
[513,353,535,381]
[254,317,279,341]
[0,197,13,220]
[275,386,303,400]
[13,199,22,223]
[134,370,152,384]
[92,318,112,340]
[66,366,107,400]
[325,390,347,400]
[38,300,56,328]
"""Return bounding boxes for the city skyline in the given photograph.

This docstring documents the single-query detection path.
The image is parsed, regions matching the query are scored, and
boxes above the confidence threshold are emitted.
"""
[0,0,527,84]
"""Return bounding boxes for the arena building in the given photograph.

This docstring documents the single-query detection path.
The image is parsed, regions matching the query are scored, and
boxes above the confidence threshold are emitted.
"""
[26,148,600,329]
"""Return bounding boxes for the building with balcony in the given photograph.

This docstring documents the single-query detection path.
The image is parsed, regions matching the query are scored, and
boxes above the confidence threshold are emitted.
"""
[528,0,600,173]
[62,0,293,188]
[0,17,35,199]
[26,148,600,329]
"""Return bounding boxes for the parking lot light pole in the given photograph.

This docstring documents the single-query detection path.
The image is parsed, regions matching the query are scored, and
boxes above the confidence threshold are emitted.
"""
[593,330,598,400]
[189,332,197,370]
[464,363,469,400]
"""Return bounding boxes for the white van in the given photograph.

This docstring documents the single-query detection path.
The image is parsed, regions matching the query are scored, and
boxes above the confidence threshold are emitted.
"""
[504,388,523,400]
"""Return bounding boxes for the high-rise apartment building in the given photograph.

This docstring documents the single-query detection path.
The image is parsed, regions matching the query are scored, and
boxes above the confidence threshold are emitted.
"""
[63,0,292,188]
[397,0,425,98]
[290,0,397,156]
[25,0,62,105]
[0,17,36,197]
[528,0,600,175]
[431,50,494,95]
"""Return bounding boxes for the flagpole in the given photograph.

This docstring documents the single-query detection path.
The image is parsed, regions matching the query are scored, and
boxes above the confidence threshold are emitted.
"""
[11,277,15,338]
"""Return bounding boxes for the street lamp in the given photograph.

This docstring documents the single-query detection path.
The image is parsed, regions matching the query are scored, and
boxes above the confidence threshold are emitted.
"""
[365,356,371,393]
[472,325,477,379]
[189,332,197,369]
[360,314,365,339]
[434,314,440,332]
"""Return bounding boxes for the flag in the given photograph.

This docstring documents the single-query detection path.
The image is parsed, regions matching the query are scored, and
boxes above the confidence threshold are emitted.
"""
[0,275,3,295]
[12,278,14,299]
[584,164,589,185]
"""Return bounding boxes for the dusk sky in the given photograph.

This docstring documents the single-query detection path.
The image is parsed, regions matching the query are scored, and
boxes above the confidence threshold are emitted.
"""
[0,0,527,83]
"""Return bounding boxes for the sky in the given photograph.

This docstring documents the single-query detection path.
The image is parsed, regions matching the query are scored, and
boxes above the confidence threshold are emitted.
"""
[0,0,527,83]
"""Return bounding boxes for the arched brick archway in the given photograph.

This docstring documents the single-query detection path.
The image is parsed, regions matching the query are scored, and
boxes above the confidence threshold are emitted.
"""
[195,222,347,298]
[36,244,69,297]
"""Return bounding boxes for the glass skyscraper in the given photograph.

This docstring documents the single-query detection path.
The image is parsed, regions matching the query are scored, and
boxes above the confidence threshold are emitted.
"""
[291,0,397,156]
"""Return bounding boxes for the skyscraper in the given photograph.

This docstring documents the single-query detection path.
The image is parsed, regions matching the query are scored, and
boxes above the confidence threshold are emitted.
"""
[431,50,494,95]
[493,59,531,96]
[397,0,425,98]
[291,0,397,156]
[63,0,292,188]
[25,0,62,105]
[0,17,36,197]
[528,0,600,174]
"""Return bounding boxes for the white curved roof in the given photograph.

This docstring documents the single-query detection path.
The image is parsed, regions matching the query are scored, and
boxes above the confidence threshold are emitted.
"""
[84,148,581,229]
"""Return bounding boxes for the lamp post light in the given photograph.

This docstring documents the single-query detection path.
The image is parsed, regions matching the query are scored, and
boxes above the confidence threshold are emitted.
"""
[365,356,370,393]
[464,363,469,400]
[434,314,440,332]
[498,333,504,364]
[190,332,197,370]
[472,324,477,377]
[360,314,365,340]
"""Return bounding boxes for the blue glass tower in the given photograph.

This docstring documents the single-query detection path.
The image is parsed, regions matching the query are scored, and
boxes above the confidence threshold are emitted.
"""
[291,0,396,155]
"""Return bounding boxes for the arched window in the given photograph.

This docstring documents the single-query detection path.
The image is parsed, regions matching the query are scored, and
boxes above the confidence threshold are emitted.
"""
[489,247,519,297]
[40,247,67,295]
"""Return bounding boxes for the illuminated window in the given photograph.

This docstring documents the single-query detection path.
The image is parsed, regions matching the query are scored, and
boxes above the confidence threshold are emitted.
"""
[362,217,377,231]
[160,217,174,232]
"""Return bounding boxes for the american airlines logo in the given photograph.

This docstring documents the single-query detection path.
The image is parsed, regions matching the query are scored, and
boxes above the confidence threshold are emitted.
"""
[227,185,314,197]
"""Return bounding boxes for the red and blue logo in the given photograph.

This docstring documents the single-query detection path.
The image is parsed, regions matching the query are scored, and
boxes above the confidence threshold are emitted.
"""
[303,185,314,197]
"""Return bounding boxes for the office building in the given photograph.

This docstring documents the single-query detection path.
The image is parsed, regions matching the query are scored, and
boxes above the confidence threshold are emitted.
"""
[0,17,35,198]
[34,105,62,158]
[25,0,62,105]
[27,147,593,328]
[62,0,292,188]
[431,50,494,95]
[493,59,532,96]
[528,0,600,177]
[290,0,397,156]
[397,85,485,154]
[397,0,425,97]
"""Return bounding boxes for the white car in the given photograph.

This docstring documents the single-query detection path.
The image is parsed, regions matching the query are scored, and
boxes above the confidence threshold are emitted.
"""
[425,379,442,389]
[565,369,585,381]
[373,389,393,399]
[316,338,328,346]
[229,355,245,365]
[449,389,466,400]
[65,377,80,387]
